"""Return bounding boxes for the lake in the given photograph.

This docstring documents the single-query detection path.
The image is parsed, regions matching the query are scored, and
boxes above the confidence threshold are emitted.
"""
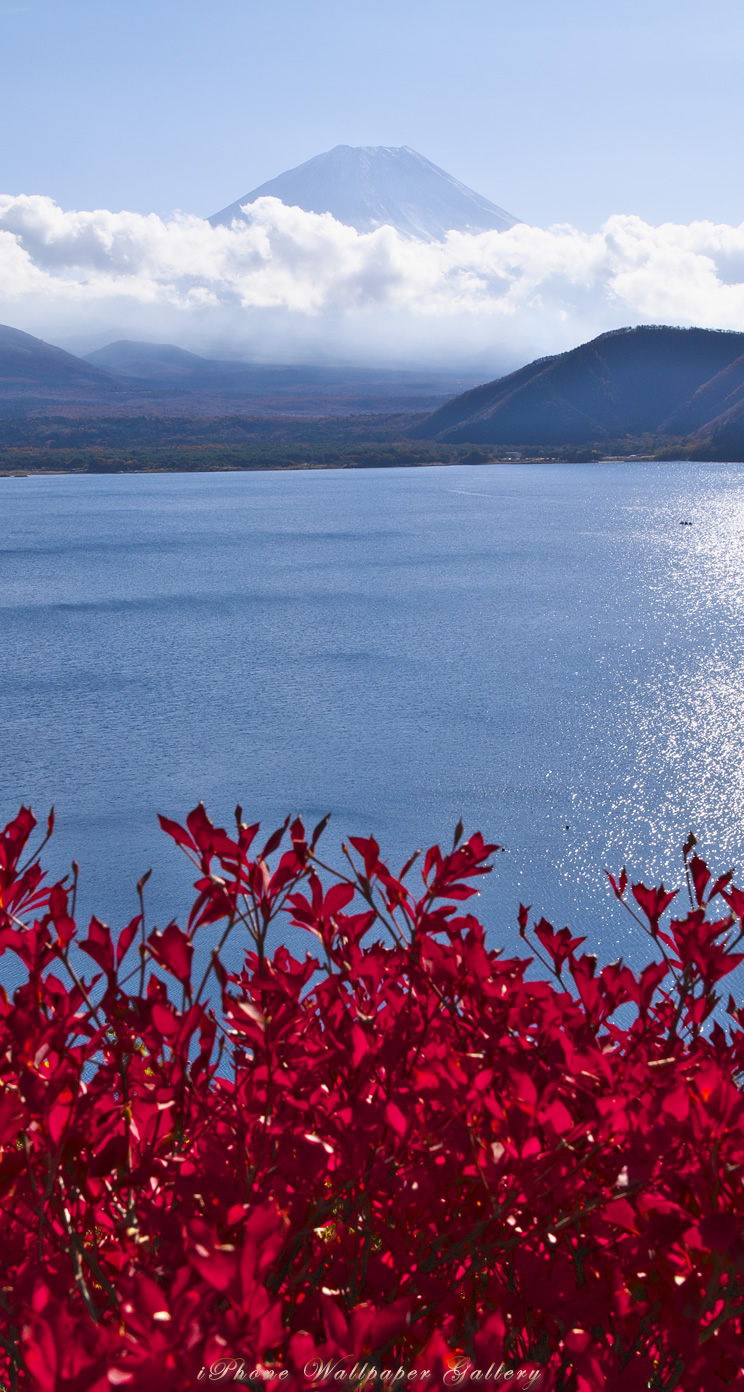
[2,461,744,988]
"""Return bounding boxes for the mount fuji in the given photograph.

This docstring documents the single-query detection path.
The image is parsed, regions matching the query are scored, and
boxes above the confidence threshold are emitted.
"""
[209,145,519,242]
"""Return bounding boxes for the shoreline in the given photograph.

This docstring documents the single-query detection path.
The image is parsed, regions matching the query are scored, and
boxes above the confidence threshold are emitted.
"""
[0,455,668,478]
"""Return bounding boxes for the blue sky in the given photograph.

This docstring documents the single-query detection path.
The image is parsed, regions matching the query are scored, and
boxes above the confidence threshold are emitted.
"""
[2,0,744,364]
[1,0,743,228]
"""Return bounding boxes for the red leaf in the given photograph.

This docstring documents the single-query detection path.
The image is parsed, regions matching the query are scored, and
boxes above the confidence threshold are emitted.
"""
[260,817,291,859]
[535,918,586,974]
[79,916,114,976]
[158,814,197,853]
[321,1294,349,1348]
[606,867,628,899]
[349,836,381,879]
[351,1024,370,1067]
[689,854,710,906]
[539,1098,573,1136]
[147,921,193,986]
[324,883,355,917]
[0,1093,23,1144]
[21,1316,57,1392]
[152,1001,179,1036]
[185,803,217,854]
[604,1198,638,1232]
[721,884,744,920]
[116,914,141,968]
[637,959,669,1012]
[47,1092,73,1146]
[631,881,677,932]
[385,1101,408,1138]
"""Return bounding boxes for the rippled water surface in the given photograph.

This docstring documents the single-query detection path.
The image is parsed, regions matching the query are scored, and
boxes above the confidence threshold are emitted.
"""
[2,461,744,980]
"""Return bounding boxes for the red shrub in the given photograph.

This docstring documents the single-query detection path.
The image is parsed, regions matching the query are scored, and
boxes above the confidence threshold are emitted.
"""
[0,808,743,1390]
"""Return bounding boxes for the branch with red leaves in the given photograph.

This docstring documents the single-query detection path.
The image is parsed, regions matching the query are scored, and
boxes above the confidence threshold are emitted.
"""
[0,805,744,1390]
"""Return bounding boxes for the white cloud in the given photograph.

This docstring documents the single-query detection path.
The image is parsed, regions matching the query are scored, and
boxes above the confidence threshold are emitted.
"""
[3,193,744,365]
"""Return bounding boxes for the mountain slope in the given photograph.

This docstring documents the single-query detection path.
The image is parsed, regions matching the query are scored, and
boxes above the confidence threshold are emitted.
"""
[687,379,744,459]
[663,354,744,434]
[209,145,519,241]
[0,324,118,401]
[85,341,214,382]
[411,326,744,445]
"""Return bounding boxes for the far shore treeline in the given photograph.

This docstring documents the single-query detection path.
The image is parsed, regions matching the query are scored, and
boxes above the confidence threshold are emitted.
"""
[4,323,744,472]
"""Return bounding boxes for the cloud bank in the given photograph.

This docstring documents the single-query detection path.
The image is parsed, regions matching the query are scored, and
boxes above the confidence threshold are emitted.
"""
[3,193,744,365]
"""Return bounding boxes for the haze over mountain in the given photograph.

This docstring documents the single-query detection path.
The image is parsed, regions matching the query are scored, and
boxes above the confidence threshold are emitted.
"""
[209,145,519,241]
[412,327,744,448]
[0,325,478,417]
[84,340,477,413]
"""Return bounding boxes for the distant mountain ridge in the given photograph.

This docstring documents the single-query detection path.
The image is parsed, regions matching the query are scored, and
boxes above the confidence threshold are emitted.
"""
[411,326,744,448]
[0,324,119,403]
[83,340,479,412]
[0,325,479,417]
[85,341,220,382]
[10,321,744,459]
[209,145,519,241]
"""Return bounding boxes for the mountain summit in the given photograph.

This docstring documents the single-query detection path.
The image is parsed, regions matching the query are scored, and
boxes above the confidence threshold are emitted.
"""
[208,145,519,241]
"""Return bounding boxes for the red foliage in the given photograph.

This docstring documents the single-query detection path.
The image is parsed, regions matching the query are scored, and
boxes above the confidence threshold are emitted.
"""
[0,806,744,1389]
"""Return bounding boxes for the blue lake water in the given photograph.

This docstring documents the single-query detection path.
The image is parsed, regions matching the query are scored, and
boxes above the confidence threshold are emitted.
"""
[3,461,744,989]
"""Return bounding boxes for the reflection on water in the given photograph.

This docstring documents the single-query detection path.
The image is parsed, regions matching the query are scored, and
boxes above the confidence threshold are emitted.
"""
[561,480,744,917]
[2,461,744,991]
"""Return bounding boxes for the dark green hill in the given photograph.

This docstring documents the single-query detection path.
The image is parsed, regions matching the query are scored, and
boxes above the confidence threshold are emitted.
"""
[411,326,744,446]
